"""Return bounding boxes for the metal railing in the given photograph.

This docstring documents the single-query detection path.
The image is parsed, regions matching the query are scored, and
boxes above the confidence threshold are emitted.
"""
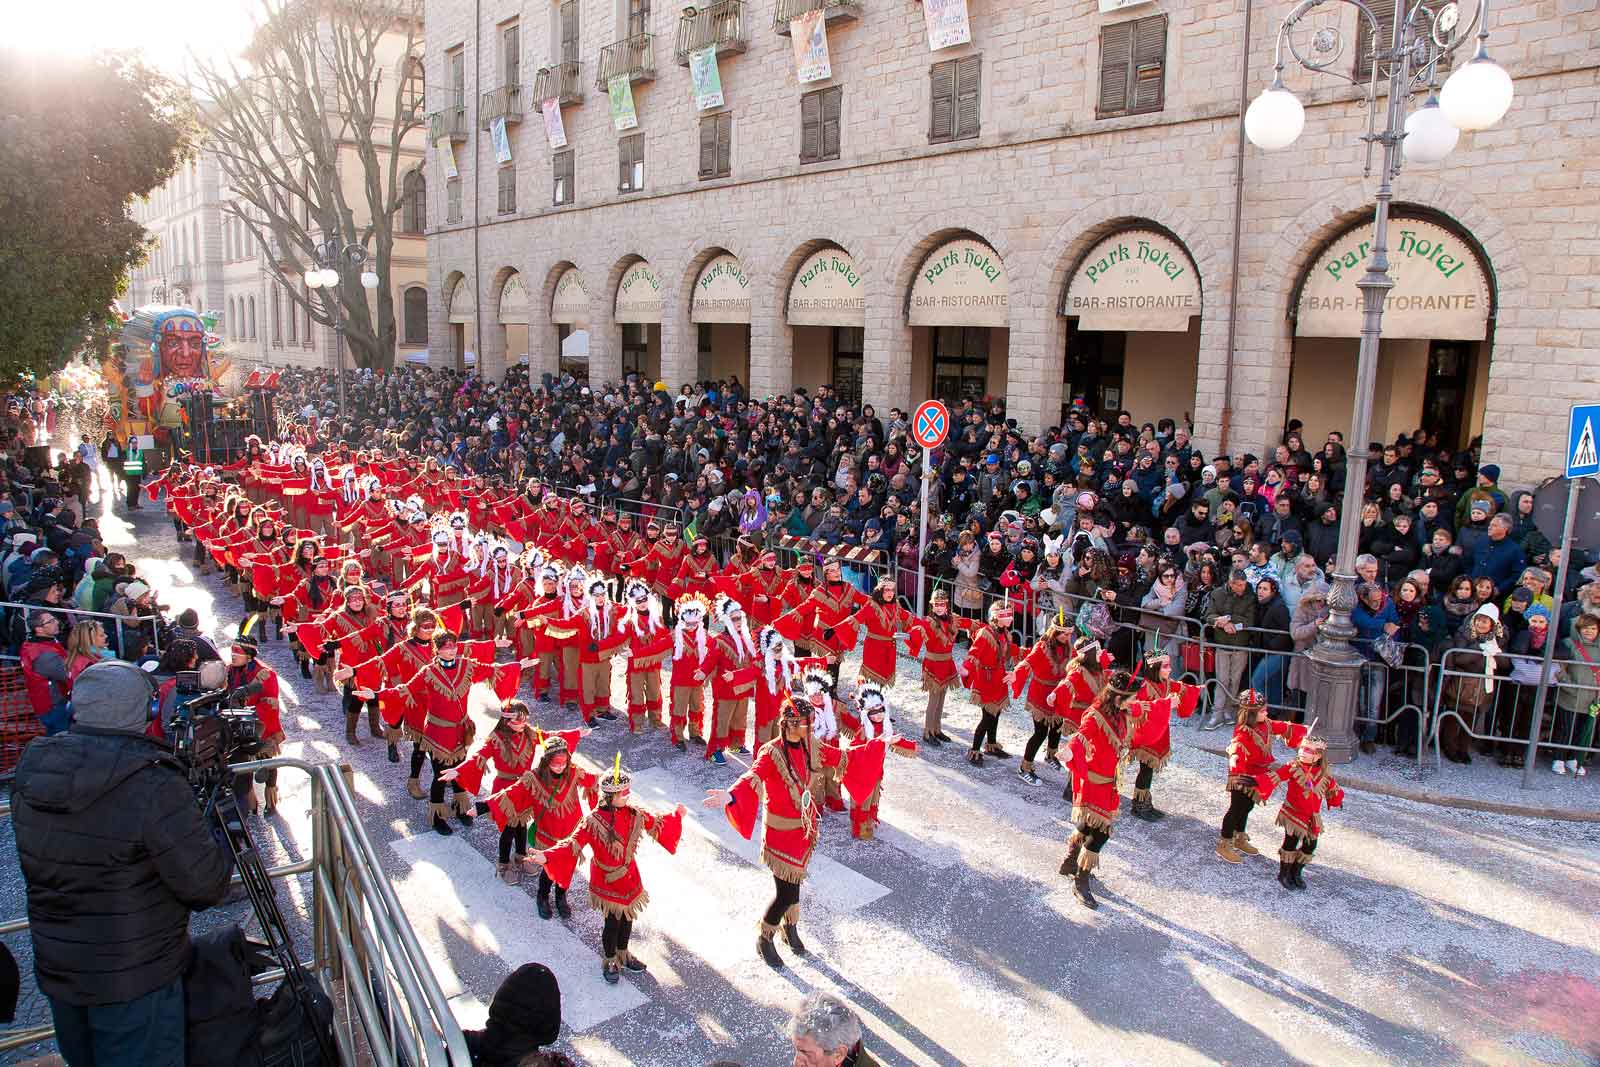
[675,0,749,63]
[479,83,525,128]
[597,33,657,89]
[427,92,469,142]
[1428,647,1599,771]
[0,756,472,1064]
[532,62,585,106]
[1,599,164,660]
[774,0,862,33]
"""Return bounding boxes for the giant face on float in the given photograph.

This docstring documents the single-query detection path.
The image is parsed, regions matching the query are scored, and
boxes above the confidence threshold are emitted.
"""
[157,315,208,379]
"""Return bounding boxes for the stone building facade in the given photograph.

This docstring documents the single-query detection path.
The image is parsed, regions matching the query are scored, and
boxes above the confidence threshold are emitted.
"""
[422,0,1600,486]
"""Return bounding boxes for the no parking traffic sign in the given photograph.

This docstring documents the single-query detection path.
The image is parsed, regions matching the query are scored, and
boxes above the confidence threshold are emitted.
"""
[913,399,949,450]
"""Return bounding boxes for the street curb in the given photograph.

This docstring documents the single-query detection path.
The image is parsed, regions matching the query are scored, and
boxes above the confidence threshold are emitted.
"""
[1190,743,1600,824]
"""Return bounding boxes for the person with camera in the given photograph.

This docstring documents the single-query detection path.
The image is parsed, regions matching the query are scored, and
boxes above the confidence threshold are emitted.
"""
[11,659,234,1066]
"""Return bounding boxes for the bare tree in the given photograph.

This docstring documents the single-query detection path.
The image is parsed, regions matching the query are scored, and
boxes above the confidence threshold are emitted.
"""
[194,0,423,371]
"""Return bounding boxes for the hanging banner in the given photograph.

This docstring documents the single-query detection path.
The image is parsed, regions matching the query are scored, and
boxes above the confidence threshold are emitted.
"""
[922,0,972,51]
[608,75,639,131]
[541,98,567,149]
[689,46,724,111]
[1063,229,1201,332]
[436,136,458,180]
[790,10,832,84]
[1296,218,1490,340]
[490,115,512,163]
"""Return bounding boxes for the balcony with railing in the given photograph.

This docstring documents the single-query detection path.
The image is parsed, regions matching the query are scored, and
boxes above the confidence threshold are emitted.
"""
[674,0,748,65]
[427,91,469,142]
[480,84,525,128]
[532,62,585,106]
[773,0,861,35]
[596,34,656,90]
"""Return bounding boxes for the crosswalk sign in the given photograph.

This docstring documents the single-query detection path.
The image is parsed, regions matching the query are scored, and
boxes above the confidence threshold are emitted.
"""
[1567,404,1600,478]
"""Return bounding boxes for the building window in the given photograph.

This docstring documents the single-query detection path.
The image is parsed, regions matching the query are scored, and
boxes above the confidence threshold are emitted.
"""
[501,20,521,86]
[402,56,426,113]
[560,0,580,65]
[553,150,575,205]
[497,165,517,214]
[303,285,314,346]
[227,297,236,339]
[447,177,463,222]
[800,86,841,164]
[831,326,863,407]
[929,55,980,143]
[286,286,297,344]
[629,0,652,37]
[622,322,648,375]
[618,133,644,193]
[932,325,989,408]
[447,46,466,98]
[1097,15,1167,118]
[699,112,732,179]
[271,287,282,345]
[248,296,257,340]
[401,170,427,233]
[404,286,429,345]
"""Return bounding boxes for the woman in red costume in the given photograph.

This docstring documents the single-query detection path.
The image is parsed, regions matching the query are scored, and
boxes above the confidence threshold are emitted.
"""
[1217,689,1309,864]
[850,578,910,687]
[1008,612,1074,786]
[1256,734,1344,891]
[959,599,1016,767]
[1059,669,1144,910]
[530,759,685,985]
[1125,651,1202,821]
[904,588,961,746]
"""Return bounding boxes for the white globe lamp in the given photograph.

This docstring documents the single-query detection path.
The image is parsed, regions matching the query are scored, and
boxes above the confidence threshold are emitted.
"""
[1403,96,1460,164]
[360,271,381,290]
[319,268,340,288]
[1440,48,1514,131]
[1245,78,1305,151]
[303,269,322,289]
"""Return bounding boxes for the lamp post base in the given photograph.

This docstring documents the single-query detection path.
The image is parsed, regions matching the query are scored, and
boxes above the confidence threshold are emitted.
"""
[1302,639,1364,765]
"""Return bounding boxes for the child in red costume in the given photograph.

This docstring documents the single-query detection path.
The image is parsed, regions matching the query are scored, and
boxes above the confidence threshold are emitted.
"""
[668,594,712,751]
[702,593,759,765]
[904,589,961,746]
[1217,690,1309,864]
[1059,669,1145,910]
[530,760,685,985]
[1125,651,1202,821]
[835,682,917,840]
[753,625,802,749]
[1008,613,1074,786]
[1046,638,1115,801]
[1257,735,1344,891]
[577,575,628,724]
[618,579,672,732]
[959,599,1016,767]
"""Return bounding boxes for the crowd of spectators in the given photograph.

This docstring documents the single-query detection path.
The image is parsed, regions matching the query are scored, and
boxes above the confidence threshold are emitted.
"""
[271,364,1599,773]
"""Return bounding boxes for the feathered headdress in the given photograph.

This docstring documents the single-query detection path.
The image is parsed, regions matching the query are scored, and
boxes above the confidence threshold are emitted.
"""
[802,667,838,739]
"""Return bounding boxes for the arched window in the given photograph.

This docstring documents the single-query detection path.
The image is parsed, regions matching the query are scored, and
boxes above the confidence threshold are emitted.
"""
[271,288,282,344]
[226,297,235,339]
[403,286,429,345]
[401,170,427,234]
[248,296,257,339]
[286,285,297,344]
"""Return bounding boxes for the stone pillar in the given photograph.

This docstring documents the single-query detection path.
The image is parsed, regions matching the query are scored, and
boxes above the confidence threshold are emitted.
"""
[749,281,789,401]
[864,287,911,413]
[427,281,451,371]
[588,297,622,387]
[660,294,695,391]
[1007,298,1063,436]
[479,316,507,382]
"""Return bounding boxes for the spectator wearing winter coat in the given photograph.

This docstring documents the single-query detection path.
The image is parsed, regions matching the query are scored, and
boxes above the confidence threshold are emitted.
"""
[11,661,233,1066]
[20,611,71,734]
[1279,553,1329,617]
[1248,577,1294,709]
[1553,612,1600,776]
[1352,582,1401,751]
[1286,586,1329,700]
[1304,503,1341,569]
[1470,515,1527,600]
[1203,568,1257,729]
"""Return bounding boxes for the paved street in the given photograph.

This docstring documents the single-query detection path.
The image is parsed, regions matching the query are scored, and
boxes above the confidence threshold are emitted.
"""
[5,494,1599,1067]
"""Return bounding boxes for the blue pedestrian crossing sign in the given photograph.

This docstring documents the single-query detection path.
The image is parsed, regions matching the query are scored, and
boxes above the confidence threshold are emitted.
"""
[1568,404,1600,478]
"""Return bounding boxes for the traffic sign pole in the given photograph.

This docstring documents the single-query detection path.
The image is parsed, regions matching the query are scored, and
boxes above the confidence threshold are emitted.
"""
[912,400,949,616]
[1522,475,1578,788]
[918,445,931,615]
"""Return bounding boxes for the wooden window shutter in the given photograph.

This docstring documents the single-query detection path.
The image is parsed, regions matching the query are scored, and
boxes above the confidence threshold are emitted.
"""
[821,87,841,159]
[955,55,981,138]
[699,116,718,178]
[801,91,822,162]
[560,1,579,64]
[929,59,955,141]
[1098,21,1133,116]
[716,113,732,175]
[1355,0,1395,81]
[1131,16,1167,112]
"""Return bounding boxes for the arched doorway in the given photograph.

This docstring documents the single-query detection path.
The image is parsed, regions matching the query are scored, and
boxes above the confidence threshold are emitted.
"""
[550,266,594,382]
[1060,226,1201,425]
[690,252,752,387]
[498,273,529,373]
[907,236,1008,408]
[786,245,865,405]
[1288,211,1494,451]
[446,278,476,370]
[613,259,662,384]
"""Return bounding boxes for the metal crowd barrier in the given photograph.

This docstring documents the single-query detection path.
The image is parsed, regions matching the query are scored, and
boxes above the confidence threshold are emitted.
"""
[0,599,163,660]
[0,756,471,1066]
[1427,647,1599,771]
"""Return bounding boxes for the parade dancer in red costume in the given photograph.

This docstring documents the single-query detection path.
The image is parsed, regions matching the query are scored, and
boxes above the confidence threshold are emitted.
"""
[905,588,961,747]
[1257,734,1344,890]
[753,625,803,749]
[1008,612,1074,786]
[705,697,864,970]
[775,557,861,688]
[668,594,712,751]
[577,575,628,724]
[228,620,284,815]
[530,758,686,985]
[702,593,759,764]
[1046,637,1115,801]
[1059,669,1143,910]
[1126,651,1203,821]
[1217,690,1309,864]
[552,567,589,709]
[836,682,917,840]
[959,600,1016,767]
[850,578,910,687]
[618,579,672,732]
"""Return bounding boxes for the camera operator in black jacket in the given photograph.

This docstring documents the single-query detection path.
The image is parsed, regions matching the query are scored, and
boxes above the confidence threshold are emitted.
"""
[11,660,233,1066]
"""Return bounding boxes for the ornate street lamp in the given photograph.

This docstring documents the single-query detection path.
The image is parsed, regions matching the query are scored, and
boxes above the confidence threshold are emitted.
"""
[1244,1,1513,761]
[304,234,381,420]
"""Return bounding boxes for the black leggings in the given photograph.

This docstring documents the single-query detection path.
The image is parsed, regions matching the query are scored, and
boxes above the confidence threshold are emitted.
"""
[1023,719,1052,763]
[971,711,1001,752]
[1283,833,1318,859]
[762,875,802,927]
[427,754,463,804]
[1076,825,1111,854]
[602,915,633,959]
[341,687,377,721]
[1134,763,1154,793]
[535,870,557,900]
[498,826,528,864]
[1220,790,1255,838]
[410,747,426,779]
